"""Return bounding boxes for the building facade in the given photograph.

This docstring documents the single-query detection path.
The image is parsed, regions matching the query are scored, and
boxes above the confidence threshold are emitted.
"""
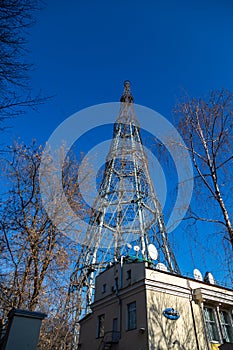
[78,261,233,350]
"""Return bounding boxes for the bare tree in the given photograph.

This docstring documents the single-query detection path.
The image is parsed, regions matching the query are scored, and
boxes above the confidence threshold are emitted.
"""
[175,89,233,253]
[0,0,45,130]
[0,141,90,349]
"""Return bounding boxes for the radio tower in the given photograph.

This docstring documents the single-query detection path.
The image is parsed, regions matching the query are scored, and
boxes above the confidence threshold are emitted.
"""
[69,81,180,336]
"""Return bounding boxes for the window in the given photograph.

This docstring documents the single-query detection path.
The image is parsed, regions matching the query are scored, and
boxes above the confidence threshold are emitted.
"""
[204,307,220,342]
[126,269,131,280]
[113,318,118,332]
[102,283,106,293]
[115,277,118,290]
[97,314,105,338]
[112,277,118,293]
[204,306,233,344]
[112,318,119,342]
[219,310,233,343]
[127,301,137,330]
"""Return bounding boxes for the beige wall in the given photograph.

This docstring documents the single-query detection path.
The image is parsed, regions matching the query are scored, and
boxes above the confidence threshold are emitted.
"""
[146,289,206,350]
[79,262,233,350]
[79,263,148,350]
[95,262,146,302]
[145,268,233,350]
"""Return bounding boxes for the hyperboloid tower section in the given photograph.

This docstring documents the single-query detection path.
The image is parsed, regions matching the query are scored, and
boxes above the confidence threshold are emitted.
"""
[69,81,180,318]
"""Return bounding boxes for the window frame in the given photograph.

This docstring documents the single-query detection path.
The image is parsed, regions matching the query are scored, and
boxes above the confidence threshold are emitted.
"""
[102,283,106,293]
[97,314,105,338]
[127,301,137,331]
[203,305,233,344]
[203,306,221,343]
[219,309,233,343]
[126,269,131,280]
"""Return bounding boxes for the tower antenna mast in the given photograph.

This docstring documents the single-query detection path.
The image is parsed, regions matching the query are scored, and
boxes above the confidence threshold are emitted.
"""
[68,81,180,346]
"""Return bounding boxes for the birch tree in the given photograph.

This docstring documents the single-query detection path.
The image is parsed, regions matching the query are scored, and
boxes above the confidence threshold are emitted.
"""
[175,89,233,253]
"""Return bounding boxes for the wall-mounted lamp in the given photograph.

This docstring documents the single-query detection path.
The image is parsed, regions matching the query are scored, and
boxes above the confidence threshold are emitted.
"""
[139,327,146,334]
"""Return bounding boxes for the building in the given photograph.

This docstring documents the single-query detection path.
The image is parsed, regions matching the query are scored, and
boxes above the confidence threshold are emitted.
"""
[74,82,233,349]
[78,260,233,350]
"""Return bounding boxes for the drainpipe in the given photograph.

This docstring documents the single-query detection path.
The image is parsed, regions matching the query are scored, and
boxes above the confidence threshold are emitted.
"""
[117,257,124,338]
[187,283,200,350]
[120,256,124,289]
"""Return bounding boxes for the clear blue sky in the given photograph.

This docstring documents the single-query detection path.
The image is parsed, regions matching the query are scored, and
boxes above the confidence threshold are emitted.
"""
[3,0,233,283]
[7,0,233,145]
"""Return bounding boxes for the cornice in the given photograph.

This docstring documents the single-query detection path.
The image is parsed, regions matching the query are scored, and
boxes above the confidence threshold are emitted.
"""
[194,287,233,306]
[145,278,191,299]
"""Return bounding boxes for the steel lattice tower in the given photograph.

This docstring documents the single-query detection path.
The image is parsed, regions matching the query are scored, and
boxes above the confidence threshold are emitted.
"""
[69,81,180,325]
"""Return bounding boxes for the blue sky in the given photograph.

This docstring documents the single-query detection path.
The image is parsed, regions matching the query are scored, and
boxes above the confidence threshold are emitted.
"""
[6,0,233,146]
[3,0,233,282]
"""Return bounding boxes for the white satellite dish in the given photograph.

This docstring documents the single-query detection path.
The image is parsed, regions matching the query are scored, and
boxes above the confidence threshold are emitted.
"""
[148,244,158,261]
[205,272,215,284]
[126,243,132,249]
[133,245,140,252]
[193,268,203,281]
[156,263,168,272]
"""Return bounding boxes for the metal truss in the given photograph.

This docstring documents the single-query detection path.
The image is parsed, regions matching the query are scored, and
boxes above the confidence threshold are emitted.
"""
[68,81,180,328]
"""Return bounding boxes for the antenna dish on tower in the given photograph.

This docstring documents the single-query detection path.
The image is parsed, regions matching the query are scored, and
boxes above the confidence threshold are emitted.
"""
[193,268,203,281]
[133,245,140,252]
[204,272,215,284]
[148,244,158,261]
[156,263,168,272]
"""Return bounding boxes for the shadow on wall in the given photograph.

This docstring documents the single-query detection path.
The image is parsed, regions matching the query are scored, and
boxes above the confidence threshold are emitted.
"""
[147,293,202,350]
